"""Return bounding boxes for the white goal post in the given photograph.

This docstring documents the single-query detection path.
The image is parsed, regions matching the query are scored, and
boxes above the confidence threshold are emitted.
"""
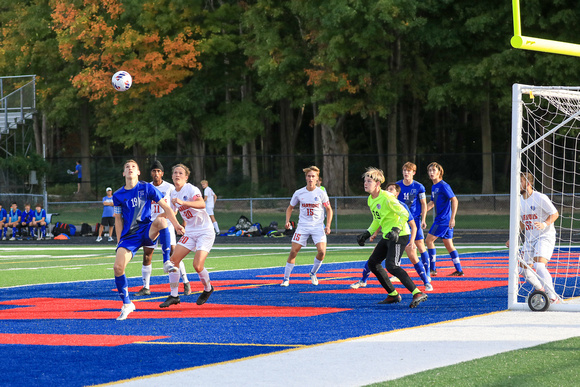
[509,84,580,311]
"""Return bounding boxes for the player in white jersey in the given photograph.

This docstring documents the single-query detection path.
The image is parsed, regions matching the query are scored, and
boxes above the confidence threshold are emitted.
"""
[135,161,191,297]
[201,180,220,235]
[507,172,560,303]
[159,164,216,308]
[280,166,333,287]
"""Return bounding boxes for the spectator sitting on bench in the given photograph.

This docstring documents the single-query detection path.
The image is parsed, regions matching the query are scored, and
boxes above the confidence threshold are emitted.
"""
[20,203,34,240]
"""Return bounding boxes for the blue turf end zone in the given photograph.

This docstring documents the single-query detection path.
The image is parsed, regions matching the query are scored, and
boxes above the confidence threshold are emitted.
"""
[0,252,508,386]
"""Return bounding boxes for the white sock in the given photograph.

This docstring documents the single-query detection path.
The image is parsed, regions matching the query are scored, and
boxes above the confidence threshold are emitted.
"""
[198,268,211,291]
[519,266,543,290]
[179,261,189,283]
[213,221,220,234]
[142,264,152,288]
[311,258,323,274]
[169,271,180,297]
[534,262,557,299]
[284,263,295,281]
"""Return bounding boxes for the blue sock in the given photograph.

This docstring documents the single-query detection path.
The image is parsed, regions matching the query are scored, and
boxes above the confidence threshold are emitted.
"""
[41,225,46,237]
[413,261,429,284]
[361,261,371,282]
[420,251,430,276]
[428,248,437,271]
[159,227,171,263]
[115,275,131,304]
[450,250,462,272]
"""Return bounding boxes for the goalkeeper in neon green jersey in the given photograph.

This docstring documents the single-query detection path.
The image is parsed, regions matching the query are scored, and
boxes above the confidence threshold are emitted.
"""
[356,167,428,308]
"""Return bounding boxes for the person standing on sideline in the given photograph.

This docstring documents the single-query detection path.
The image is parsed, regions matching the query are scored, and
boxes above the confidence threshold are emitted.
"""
[97,187,115,242]
[507,172,560,303]
[159,164,216,308]
[112,159,184,321]
[425,162,464,276]
[396,162,431,278]
[356,168,428,308]
[31,203,47,240]
[135,161,191,297]
[6,202,22,241]
[73,160,82,194]
[200,180,220,235]
[280,166,333,287]
[351,182,432,292]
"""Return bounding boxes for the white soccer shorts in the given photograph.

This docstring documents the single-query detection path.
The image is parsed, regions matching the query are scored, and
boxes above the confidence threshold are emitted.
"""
[522,236,555,263]
[291,224,327,247]
[177,230,215,252]
[205,206,215,216]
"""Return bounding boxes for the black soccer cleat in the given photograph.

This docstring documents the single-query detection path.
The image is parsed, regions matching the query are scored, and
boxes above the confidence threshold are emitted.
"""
[159,295,180,308]
[410,292,428,308]
[135,287,151,296]
[378,294,402,304]
[431,270,438,277]
[448,270,464,277]
[196,285,214,305]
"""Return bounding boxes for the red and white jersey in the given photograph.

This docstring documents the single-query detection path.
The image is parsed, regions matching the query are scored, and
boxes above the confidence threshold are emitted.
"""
[520,191,557,242]
[170,183,214,234]
[150,181,174,221]
[290,186,330,227]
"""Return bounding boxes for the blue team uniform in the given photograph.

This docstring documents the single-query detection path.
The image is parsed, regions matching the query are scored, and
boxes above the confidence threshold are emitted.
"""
[0,208,7,224]
[397,180,426,241]
[113,181,164,255]
[428,179,455,239]
[33,209,47,238]
[21,209,33,225]
[7,209,22,238]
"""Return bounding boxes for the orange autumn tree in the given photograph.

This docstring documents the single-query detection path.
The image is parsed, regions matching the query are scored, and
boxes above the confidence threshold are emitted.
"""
[50,0,202,152]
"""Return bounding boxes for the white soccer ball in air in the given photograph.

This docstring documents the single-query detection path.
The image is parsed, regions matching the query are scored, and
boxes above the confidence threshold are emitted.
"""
[112,71,132,92]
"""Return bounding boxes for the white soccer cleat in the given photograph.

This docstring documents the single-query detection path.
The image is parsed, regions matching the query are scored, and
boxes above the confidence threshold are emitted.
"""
[309,272,319,285]
[163,260,178,273]
[280,280,289,287]
[96,236,102,242]
[108,236,114,242]
[350,280,367,289]
[116,302,136,321]
[390,276,400,283]
[425,283,434,292]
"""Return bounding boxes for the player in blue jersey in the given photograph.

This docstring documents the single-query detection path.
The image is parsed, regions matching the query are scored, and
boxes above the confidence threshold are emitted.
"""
[425,162,464,276]
[20,203,34,240]
[350,183,432,291]
[396,162,431,279]
[31,204,47,240]
[0,204,7,240]
[6,203,22,241]
[112,159,185,321]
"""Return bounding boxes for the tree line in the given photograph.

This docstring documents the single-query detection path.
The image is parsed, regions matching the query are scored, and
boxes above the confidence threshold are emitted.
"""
[1,0,579,197]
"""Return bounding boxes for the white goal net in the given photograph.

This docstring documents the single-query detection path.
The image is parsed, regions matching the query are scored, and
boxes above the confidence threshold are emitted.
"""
[509,84,580,311]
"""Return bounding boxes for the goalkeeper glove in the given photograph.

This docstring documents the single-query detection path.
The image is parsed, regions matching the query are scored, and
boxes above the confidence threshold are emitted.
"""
[356,230,371,246]
[386,227,401,243]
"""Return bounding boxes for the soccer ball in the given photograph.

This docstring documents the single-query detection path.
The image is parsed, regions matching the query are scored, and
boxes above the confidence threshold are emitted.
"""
[112,71,132,92]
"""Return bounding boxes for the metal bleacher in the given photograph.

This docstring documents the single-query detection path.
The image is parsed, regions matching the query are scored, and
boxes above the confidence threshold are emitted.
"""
[0,75,36,142]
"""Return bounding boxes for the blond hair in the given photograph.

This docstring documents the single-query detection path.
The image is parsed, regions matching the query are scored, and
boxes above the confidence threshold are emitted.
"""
[200,179,208,185]
[303,166,320,176]
[124,159,139,169]
[521,172,534,186]
[402,161,417,172]
[362,167,385,184]
[427,162,444,177]
[172,163,191,177]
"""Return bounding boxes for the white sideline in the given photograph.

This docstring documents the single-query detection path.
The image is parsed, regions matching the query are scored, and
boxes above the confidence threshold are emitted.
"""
[117,310,580,386]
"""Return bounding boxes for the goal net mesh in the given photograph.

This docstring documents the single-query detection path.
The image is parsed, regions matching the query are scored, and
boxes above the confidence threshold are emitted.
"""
[509,84,580,311]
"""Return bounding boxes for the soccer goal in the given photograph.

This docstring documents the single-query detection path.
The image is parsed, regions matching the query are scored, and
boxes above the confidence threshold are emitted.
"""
[509,84,580,311]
